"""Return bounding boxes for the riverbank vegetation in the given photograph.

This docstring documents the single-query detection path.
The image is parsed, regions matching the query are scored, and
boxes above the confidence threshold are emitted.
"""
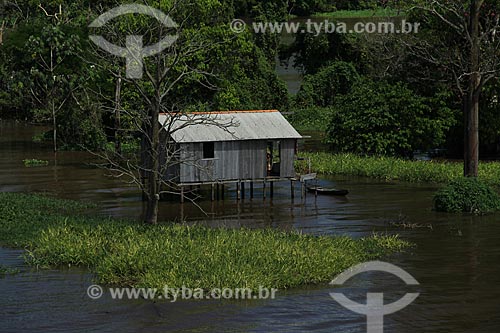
[3,1,499,164]
[297,152,500,185]
[0,192,409,292]
[434,178,500,214]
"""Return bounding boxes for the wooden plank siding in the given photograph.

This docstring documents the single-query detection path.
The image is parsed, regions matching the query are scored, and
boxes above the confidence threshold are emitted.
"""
[279,139,297,178]
[174,139,296,184]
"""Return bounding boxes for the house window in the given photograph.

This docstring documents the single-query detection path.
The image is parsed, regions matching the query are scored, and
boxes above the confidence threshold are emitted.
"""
[203,142,215,159]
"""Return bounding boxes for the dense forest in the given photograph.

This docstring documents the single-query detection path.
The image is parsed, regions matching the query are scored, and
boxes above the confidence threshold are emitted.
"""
[1,0,499,160]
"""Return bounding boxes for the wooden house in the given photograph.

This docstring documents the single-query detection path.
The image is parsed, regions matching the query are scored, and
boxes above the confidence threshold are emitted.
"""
[159,110,303,186]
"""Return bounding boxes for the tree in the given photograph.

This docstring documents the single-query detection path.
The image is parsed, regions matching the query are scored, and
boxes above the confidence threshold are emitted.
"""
[405,1,500,176]
[327,79,455,157]
[27,23,83,152]
[88,1,237,224]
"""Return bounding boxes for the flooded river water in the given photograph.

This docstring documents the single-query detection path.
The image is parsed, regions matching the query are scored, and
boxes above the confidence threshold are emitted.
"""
[1,121,500,332]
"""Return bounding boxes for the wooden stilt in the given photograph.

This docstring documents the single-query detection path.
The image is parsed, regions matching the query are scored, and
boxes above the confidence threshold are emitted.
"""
[237,182,241,201]
[181,186,185,204]
[241,182,245,200]
[250,182,254,199]
[221,184,225,200]
[211,183,215,201]
[270,181,274,198]
[291,180,295,200]
[216,183,220,201]
[263,181,267,200]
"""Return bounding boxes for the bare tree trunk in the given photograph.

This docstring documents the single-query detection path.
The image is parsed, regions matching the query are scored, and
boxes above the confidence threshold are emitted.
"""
[114,75,122,154]
[464,0,482,177]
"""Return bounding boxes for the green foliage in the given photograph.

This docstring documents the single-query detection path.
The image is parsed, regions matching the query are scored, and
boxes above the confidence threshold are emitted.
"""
[1,0,290,150]
[297,152,500,184]
[105,138,140,155]
[23,159,49,167]
[327,79,455,157]
[434,178,500,214]
[294,61,360,107]
[280,25,363,74]
[287,107,335,131]
[0,193,409,292]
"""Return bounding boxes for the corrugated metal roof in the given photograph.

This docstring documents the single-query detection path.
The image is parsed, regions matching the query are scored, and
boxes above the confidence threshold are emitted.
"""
[159,110,302,143]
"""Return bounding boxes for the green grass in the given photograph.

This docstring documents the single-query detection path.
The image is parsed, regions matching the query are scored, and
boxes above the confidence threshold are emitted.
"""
[297,152,500,185]
[0,192,409,294]
[315,8,401,19]
[23,159,49,167]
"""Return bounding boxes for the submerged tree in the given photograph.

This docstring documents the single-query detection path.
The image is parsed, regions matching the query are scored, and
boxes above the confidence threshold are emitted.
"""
[25,5,84,152]
[88,1,236,224]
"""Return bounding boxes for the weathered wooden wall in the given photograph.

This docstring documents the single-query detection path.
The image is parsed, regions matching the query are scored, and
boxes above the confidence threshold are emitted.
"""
[176,139,296,184]
[280,139,296,178]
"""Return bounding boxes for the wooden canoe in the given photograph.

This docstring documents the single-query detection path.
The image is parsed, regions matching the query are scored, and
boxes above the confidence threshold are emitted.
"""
[307,186,349,196]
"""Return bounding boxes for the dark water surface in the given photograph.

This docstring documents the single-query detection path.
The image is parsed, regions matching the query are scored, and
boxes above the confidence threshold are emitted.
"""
[1,121,500,332]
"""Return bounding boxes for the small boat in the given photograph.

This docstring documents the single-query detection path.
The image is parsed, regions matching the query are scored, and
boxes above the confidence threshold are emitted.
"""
[307,186,349,196]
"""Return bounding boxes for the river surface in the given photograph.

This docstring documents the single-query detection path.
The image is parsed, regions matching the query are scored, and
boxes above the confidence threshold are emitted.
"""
[1,121,500,333]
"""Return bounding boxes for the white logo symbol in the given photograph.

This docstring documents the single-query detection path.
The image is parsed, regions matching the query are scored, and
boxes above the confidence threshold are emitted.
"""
[89,4,178,79]
[330,261,419,333]
[87,284,104,300]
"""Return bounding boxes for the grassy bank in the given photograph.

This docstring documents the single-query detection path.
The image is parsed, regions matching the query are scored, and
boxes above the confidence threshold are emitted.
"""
[0,192,408,293]
[298,152,500,184]
[315,8,401,19]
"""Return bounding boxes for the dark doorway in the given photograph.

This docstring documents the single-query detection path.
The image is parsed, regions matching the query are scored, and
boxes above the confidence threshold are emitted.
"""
[267,141,281,177]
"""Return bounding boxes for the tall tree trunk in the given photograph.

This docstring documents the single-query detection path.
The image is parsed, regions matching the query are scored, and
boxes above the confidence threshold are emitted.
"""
[143,94,161,225]
[464,0,482,177]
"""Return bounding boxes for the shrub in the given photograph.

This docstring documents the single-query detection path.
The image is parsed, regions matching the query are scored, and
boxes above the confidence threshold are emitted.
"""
[434,178,500,214]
